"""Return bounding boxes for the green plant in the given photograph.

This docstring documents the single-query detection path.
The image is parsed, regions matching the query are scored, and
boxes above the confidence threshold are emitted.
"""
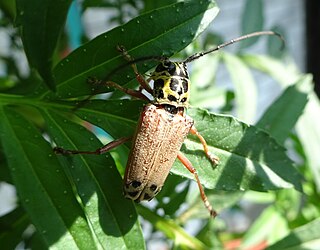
[0,0,319,249]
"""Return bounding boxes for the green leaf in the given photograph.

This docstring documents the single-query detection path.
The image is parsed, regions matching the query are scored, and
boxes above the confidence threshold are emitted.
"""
[240,54,299,86]
[173,107,303,192]
[295,92,320,192]
[26,232,47,249]
[257,76,312,144]
[42,109,145,249]
[137,205,209,250]
[16,0,72,91]
[196,220,223,249]
[190,53,224,109]
[267,218,320,250]
[242,55,320,192]
[0,0,16,21]
[155,175,190,216]
[71,99,302,193]
[0,206,30,249]
[241,206,289,249]
[0,106,97,248]
[179,191,244,221]
[222,52,257,123]
[240,0,264,49]
[72,99,144,140]
[46,0,219,99]
[267,25,286,58]
[0,145,12,183]
[82,0,116,9]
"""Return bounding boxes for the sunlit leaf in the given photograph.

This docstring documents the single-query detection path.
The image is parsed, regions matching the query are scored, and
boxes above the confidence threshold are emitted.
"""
[257,76,312,144]
[42,109,145,249]
[45,0,219,99]
[267,218,320,250]
[0,106,96,248]
[222,52,257,123]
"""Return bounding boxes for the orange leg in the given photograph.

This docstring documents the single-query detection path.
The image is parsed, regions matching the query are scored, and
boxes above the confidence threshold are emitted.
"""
[117,45,153,95]
[86,45,153,102]
[177,152,217,218]
[54,137,131,155]
[189,126,219,165]
[87,77,150,101]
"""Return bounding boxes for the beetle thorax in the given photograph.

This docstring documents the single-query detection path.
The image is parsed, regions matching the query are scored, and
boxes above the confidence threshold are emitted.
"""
[151,60,190,108]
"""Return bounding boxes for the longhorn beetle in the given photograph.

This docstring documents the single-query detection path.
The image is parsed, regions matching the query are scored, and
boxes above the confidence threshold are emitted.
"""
[54,31,284,218]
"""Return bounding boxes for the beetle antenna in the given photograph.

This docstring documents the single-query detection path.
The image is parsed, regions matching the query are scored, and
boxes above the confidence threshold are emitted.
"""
[184,31,285,64]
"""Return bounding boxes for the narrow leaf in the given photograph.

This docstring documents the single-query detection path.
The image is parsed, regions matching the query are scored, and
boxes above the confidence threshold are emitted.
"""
[173,107,303,192]
[179,191,244,221]
[16,0,72,91]
[222,52,257,123]
[296,92,320,192]
[0,206,30,249]
[0,106,97,249]
[137,205,209,250]
[267,25,286,58]
[241,206,289,248]
[73,99,144,140]
[242,55,320,192]
[46,0,219,99]
[42,109,145,250]
[240,54,299,87]
[257,76,312,144]
[240,0,264,49]
[267,218,320,250]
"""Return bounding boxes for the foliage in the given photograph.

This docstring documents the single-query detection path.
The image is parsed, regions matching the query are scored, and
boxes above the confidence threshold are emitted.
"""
[0,0,319,249]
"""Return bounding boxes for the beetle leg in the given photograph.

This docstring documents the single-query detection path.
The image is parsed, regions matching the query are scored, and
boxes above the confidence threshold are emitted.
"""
[87,77,150,101]
[189,126,219,165]
[117,45,153,95]
[54,137,131,155]
[86,45,153,101]
[177,152,217,218]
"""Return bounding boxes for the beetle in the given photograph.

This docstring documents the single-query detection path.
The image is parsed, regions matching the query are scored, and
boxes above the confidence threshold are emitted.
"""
[54,31,284,217]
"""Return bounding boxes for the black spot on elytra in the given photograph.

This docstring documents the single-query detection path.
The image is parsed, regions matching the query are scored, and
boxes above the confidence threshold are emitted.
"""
[131,180,141,188]
[127,191,139,198]
[143,193,152,201]
[150,184,157,191]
